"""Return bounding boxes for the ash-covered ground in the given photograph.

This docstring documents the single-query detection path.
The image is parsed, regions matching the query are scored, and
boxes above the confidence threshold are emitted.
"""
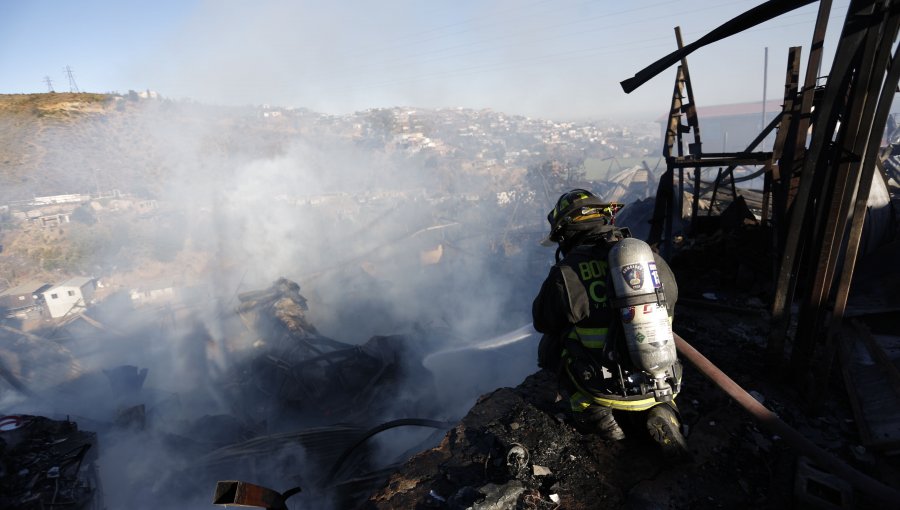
[365,226,900,510]
[3,217,898,510]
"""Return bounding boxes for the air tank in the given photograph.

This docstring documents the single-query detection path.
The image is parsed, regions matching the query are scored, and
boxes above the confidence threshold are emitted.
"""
[607,238,678,401]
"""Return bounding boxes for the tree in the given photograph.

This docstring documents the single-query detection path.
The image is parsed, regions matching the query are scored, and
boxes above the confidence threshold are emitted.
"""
[70,204,96,225]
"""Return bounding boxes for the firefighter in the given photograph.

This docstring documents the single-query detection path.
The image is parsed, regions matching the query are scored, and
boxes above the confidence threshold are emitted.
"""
[532,189,689,458]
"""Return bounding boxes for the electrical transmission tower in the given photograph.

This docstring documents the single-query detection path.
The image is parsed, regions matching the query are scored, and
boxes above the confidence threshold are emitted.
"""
[64,65,80,93]
[43,76,55,92]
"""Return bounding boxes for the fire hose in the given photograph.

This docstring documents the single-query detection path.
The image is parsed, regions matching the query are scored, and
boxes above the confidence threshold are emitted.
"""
[674,333,900,505]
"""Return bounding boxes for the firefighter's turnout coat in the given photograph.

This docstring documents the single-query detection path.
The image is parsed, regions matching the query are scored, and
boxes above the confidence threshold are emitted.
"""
[532,227,679,412]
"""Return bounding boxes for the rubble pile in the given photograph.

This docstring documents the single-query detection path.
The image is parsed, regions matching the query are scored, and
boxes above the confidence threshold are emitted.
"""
[0,415,101,509]
[4,248,891,508]
[2,277,450,509]
[363,221,890,509]
[236,277,320,344]
[367,354,808,510]
[368,370,623,509]
[669,223,772,302]
[226,278,438,428]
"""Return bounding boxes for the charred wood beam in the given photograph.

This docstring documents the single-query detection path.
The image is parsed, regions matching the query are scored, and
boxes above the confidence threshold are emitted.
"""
[674,333,900,505]
[708,168,724,218]
[620,0,816,93]
[794,38,876,375]
[648,167,675,253]
[673,26,704,230]
[652,62,690,257]
[663,66,686,161]
[791,0,899,381]
[782,0,833,215]
[766,0,830,362]
[763,45,802,245]
[770,46,803,186]
[768,0,877,366]
[811,25,900,400]
[668,153,774,168]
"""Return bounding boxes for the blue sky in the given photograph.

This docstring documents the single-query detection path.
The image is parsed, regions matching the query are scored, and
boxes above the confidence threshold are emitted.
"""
[0,0,847,121]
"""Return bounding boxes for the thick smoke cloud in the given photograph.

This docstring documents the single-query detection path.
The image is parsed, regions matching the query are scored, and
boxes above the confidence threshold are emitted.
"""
[0,98,547,509]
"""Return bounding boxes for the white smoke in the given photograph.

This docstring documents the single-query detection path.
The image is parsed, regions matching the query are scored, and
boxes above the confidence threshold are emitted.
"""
[0,98,550,509]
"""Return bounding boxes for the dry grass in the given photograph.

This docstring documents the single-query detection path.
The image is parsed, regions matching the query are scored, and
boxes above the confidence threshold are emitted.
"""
[0,92,112,116]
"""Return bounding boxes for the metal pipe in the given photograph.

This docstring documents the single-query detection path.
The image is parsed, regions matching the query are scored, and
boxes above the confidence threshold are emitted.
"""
[674,333,900,505]
[213,480,296,509]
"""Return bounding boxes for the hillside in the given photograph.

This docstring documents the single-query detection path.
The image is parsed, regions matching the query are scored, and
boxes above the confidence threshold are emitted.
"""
[0,93,655,203]
[0,93,118,195]
[0,93,252,201]
[0,92,660,294]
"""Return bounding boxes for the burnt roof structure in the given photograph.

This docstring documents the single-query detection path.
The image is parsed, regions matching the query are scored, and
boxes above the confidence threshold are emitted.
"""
[617,0,900,503]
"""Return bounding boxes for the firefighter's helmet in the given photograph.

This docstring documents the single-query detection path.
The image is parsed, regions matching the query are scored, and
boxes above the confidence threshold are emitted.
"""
[543,189,622,245]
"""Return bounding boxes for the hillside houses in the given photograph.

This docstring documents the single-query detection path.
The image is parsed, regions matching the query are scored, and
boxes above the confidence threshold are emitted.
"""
[0,276,96,319]
[3,192,158,229]
[296,106,655,169]
[42,276,95,319]
[0,280,52,316]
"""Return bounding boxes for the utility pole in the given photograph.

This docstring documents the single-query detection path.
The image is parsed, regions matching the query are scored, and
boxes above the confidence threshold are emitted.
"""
[64,65,80,93]
[761,47,769,150]
[43,76,55,92]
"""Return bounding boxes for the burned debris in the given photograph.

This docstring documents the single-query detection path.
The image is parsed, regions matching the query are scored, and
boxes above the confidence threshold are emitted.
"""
[0,274,458,509]
[128,277,451,507]
[212,480,301,510]
[0,415,102,510]
[225,277,439,428]
[367,1,900,508]
[3,4,900,510]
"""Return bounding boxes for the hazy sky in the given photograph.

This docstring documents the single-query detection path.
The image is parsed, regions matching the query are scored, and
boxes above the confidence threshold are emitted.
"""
[1,0,847,121]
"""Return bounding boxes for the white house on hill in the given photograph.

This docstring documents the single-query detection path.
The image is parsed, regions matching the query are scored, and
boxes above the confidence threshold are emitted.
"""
[43,276,95,318]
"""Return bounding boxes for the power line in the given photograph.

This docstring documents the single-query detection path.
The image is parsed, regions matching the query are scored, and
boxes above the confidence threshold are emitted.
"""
[43,76,55,93]
[64,65,80,93]
[288,0,776,92]
[303,8,845,98]
[279,0,733,87]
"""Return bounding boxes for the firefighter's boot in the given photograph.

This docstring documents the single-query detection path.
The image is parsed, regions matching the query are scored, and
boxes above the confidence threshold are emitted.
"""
[582,404,625,441]
[646,403,690,459]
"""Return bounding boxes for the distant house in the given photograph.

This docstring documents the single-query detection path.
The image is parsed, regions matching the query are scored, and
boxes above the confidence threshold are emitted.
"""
[36,213,70,228]
[129,279,176,306]
[43,277,95,319]
[135,199,158,214]
[31,194,90,206]
[0,280,52,315]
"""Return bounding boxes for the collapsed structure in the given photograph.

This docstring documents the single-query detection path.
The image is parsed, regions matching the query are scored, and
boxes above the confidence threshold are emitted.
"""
[224,277,437,428]
[367,0,900,507]
[2,2,900,509]
[0,415,101,509]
